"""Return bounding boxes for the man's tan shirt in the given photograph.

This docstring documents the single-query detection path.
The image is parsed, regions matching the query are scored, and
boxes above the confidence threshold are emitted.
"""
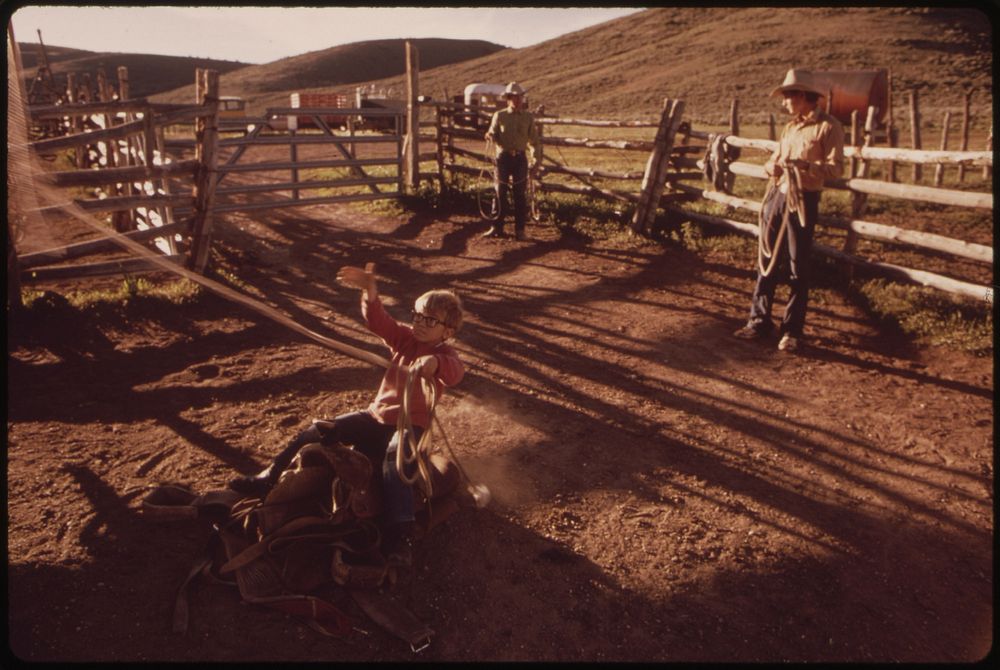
[765,108,845,192]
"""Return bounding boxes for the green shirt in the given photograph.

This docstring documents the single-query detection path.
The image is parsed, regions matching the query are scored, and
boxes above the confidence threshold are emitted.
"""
[486,107,540,154]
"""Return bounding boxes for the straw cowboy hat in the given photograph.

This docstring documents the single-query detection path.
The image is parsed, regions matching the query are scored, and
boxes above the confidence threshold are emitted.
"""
[503,81,526,97]
[769,69,827,98]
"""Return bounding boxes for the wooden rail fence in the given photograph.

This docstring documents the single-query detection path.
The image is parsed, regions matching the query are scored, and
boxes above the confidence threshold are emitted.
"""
[421,96,992,301]
[10,36,992,306]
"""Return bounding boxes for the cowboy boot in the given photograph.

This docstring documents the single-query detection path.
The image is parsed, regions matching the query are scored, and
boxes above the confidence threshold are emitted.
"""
[228,425,322,496]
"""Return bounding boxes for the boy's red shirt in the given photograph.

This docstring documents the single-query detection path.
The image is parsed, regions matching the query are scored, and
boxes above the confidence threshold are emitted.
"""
[362,295,465,429]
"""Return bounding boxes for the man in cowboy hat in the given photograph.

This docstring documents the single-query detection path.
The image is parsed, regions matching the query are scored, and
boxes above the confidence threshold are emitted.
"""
[482,81,540,240]
[733,68,845,352]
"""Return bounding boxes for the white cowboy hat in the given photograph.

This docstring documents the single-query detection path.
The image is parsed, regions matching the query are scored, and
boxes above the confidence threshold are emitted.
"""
[769,69,827,98]
[503,81,526,97]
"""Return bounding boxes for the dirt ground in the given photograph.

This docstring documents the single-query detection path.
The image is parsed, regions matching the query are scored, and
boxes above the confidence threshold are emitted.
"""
[6,182,994,662]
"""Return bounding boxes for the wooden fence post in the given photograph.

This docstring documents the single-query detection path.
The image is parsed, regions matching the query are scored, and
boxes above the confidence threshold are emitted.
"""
[768,113,776,141]
[290,127,299,200]
[909,88,922,182]
[189,68,220,273]
[405,41,419,192]
[630,97,684,235]
[65,72,84,167]
[934,110,951,187]
[885,69,896,182]
[842,105,877,279]
[6,22,29,311]
[117,66,140,229]
[435,104,446,195]
[958,89,971,182]
[850,110,860,178]
[983,125,992,181]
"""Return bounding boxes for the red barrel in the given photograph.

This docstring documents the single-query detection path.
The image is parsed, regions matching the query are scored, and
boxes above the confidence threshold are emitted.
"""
[815,69,889,127]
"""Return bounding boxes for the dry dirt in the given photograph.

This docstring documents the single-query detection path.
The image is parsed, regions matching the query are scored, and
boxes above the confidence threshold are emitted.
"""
[6,184,995,662]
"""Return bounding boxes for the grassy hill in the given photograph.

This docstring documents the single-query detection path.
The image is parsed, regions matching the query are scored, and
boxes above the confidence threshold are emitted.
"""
[19,7,992,125]
[154,38,506,103]
[352,6,992,125]
[16,43,250,100]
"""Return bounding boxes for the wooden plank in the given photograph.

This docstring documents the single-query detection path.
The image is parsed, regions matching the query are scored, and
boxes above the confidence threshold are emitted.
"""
[720,134,991,166]
[46,160,200,187]
[29,99,154,117]
[958,90,972,181]
[404,40,419,191]
[72,193,193,213]
[909,88,922,182]
[667,205,989,300]
[30,117,146,154]
[833,177,992,209]
[632,98,684,233]
[217,134,400,147]
[211,191,395,214]
[18,221,188,268]
[216,157,395,173]
[545,135,655,152]
[716,159,991,209]
[934,110,952,187]
[673,182,992,263]
[539,180,639,204]
[21,254,185,282]
[541,163,645,181]
[189,69,220,273]
[215,175,398,196]
[538,117,658,128]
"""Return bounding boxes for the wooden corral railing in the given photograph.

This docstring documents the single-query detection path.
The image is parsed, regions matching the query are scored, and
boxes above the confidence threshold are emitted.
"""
[420,96,992,301]
[426,97,698,222]
[19,67,222,279]
[673,126,992,300]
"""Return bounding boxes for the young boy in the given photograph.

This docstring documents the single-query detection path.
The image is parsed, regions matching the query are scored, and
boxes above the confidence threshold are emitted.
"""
[229,262,465,557]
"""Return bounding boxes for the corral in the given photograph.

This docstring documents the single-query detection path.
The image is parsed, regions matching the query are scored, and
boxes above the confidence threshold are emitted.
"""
[6,28,994,664]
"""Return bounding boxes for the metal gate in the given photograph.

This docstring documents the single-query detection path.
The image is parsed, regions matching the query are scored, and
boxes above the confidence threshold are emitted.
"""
[206,105,406,215]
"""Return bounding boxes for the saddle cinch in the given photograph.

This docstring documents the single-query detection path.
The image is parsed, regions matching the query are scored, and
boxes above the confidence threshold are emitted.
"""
[142,442,467,653]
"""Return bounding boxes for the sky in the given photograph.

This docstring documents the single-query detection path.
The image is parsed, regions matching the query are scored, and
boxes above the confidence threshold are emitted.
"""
[8,5,645,64]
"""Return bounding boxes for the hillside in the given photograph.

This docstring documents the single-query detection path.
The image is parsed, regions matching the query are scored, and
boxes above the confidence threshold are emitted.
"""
[16,43,250,100]
[19,7,992,123]
[150,38,506,106]
[354,6,993,123]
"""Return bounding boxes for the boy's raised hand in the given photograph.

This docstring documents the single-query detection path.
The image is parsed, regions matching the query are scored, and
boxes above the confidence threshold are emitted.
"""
[336,262,378,298]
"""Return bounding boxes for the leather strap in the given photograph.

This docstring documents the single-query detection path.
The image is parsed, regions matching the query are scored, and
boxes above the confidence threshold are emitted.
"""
[349,588,434,653]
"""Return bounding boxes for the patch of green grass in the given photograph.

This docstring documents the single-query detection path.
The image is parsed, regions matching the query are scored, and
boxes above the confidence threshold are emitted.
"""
[852,278,993,355]
[19,276,204,321]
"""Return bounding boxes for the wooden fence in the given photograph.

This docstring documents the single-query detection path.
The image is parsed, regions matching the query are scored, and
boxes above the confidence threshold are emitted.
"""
[15,67,405,287]
[10,34,993,305]
[16,68,220,280]
[422,97,992,301]
[675,123,992,300]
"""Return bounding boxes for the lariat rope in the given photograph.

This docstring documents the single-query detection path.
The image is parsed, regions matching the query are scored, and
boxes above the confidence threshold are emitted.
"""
[395,366,474,500]
[757,164,807,278]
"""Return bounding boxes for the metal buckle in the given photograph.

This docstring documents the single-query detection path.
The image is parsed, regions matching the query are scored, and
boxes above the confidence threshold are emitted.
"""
[410,635,432,654]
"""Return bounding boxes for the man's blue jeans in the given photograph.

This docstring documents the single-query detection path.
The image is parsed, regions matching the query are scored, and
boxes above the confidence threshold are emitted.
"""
[747,188,820,337]
[495,150,529,232]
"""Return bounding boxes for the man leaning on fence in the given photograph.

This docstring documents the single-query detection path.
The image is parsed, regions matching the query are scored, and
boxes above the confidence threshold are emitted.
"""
[483,82,540,241]
[733,69,845,353]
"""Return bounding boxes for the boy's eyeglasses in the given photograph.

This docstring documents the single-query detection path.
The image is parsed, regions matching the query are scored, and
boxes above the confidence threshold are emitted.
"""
[411,311,445,328]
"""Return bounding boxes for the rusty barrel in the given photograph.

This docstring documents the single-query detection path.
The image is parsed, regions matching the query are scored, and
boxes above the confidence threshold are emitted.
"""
[815,69,889,127]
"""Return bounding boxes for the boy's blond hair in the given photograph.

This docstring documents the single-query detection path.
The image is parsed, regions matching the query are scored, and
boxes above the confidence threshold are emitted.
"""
[416,289,464,332]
